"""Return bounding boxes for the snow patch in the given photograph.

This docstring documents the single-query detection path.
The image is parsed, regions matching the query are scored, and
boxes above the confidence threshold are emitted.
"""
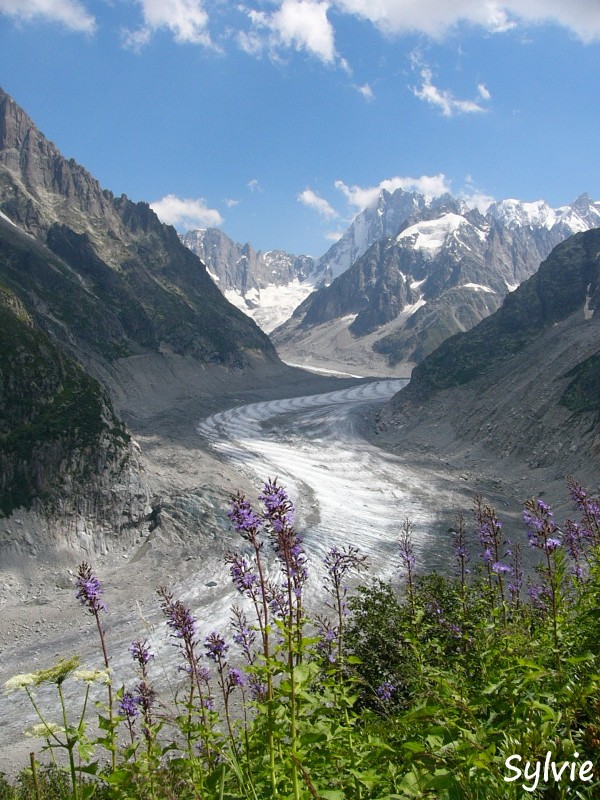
[490,199,556,229]
[225,279,316,333]
[462,283,495,293]
[402,298,427,317]
[0,209,32,239]
[282,361,365,378]
[584,283,594,320]
[396,213,466,257]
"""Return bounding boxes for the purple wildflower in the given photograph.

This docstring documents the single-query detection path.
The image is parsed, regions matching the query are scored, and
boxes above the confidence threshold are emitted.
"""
[399,530,416,570]
[324,546,368,609]
[492,562,512,574]
[228,492,263,540]
[528,583,550,611]
[315,615,338,664]
[119,690,140,720]
[268,586,289,619]
[567,478,600,545]
[136,679,156,715]
[204,631,229,662]
[226,553,259,597]
[129,640,153,669]
[451,515,471,578]
[231,606,256,663]
[563,519,587,577]
[523,498,561,553]
[159,590,196,642]
[75,562,107,614]
[201,697,215,712]
[228,667,246,688]
[259,478,295,527]
[376,682,395,703]
[248,674,267,701]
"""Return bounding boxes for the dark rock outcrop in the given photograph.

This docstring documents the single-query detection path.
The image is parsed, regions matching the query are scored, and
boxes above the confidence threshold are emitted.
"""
[0,285,147,526]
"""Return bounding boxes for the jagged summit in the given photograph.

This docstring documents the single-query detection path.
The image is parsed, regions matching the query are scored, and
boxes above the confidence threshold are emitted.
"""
[181,227,317,333]
[270,187,600,374]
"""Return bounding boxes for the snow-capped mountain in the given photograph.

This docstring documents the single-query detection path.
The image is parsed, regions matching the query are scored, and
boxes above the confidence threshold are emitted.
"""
[271,192,600,373]
[180,190,447,334]
[181,228,317,333]
[377,227,600,486]
[314,188,432,284]
[181,189,600,373]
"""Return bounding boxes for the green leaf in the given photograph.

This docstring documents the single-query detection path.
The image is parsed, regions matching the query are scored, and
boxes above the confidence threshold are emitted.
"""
[106,769,131,785]
[402,741,426,754]
[426,769,456,790]
[97,714,112,732]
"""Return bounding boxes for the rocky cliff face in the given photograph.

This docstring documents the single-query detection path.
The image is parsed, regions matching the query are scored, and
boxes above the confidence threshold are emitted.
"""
[393,228,600,401]
[0,87,277,371]
[314,188,430,284]
[181,228,316,291]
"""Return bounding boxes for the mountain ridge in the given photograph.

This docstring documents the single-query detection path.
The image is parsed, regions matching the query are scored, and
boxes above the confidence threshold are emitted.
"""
[375,228,600,489]
[271,191,600,373]
[0,86,278,376]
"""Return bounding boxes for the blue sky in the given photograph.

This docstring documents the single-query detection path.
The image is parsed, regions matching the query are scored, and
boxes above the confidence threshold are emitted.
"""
[1,1,600,256]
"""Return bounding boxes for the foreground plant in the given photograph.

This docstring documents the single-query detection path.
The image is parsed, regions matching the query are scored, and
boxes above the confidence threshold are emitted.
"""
[4,478,600,799]
[4,656,105,800]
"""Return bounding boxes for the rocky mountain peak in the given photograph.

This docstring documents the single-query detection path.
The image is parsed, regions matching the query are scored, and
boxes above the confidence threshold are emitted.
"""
[0,87,118,237]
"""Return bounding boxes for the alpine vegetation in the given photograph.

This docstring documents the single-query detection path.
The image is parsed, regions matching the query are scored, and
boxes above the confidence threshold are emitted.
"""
[2,478,600,799]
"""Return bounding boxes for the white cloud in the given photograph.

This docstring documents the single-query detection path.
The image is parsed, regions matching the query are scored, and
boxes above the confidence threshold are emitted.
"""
[503,0,600,44]
[298,188,338,218]
[331,0,513,38]
[242,0,338,64]
[150,194,224,230]
[325,230,345,241]
[458,176,495,211]
[461,191,495,212]
[412,66,490,116]
[477,83,491,101]
[0,0,95,32]
[331,0,600,42]
[125,0,214,48]
[224,198,240,208]
[355,83,374,100]
[335,174,452,211]
[247,178,262,192]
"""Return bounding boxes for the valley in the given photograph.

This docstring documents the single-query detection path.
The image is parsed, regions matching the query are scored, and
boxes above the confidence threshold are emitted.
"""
[0,365,520,776]
[1,83,599,790]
